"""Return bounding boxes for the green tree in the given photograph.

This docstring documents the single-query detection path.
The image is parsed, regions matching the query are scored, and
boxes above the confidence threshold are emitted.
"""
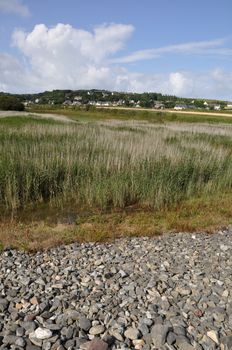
[0,95,25,111]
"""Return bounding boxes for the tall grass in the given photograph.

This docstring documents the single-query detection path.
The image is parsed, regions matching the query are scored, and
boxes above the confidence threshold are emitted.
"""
[1,119,232,214]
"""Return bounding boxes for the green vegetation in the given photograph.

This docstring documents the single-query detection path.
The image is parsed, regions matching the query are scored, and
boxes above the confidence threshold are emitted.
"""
[30,105,232,124]
[7,88,230,109]
[1,117,232,214]
[1,114,232,250]
[0,95,25,111]
[14,89,176,107]
[0,115,62,126]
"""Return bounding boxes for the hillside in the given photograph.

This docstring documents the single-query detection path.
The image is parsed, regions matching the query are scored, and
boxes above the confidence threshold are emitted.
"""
[0,90,231,110]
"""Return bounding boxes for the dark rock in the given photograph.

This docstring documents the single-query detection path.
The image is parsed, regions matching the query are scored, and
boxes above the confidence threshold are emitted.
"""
[222,336,232,350]
[167,332,176,345]
[84,338,108,350]
[79,317,91,332]
[0,299,9,312]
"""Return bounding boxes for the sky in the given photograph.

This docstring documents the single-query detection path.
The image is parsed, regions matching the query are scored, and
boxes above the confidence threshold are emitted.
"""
[0,0,232,100]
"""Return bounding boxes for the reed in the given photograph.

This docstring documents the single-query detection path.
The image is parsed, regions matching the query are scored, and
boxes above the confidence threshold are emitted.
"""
[1,118,232,214]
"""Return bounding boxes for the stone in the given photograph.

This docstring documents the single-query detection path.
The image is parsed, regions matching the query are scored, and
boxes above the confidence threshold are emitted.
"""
[80,342,91,350]
[66,310,79,321]
[30,297,39,305]
[220,244,229,252]
[79,317,92,331]
[34,327,53,340]
[89,325,105,335]
[86,338,108,350]
[0,298,9,312]
[206,330,219,345]
[176,342,195,350]
[173,326,186,336]
[24,314,37,322]
[64,339,75,349]
[177,288,191,296]
[222,336,232,350]
[15,337,26,347]
[102,335,115,346]
[3,335,17,345]
[61,326,73,339]
[167,332,176,345]
[29,333,43,347]
[151,324,170,347]
[133,339,145,349]
[43,341,52,350]
[35,278,45,285]
[119,270,128,278]
[16,327,25,337]
[109,329,124,342]
[26,345,41,350]
[175,334,196,350]
[13,303,21,312]
[138,322,149,336]
[1,231,232,350]
[124,327,141,340]
[22,321,36,332]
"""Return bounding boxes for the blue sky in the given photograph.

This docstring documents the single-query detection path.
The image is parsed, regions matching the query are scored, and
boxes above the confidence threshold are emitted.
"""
[0,0,232,99]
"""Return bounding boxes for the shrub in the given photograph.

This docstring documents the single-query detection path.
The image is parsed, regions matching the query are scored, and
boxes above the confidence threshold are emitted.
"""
[0,95,25,111]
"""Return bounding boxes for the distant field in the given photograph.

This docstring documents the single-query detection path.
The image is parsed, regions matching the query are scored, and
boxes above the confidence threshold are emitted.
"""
[1,113,232,250]
[0,111,75,124]
[29,105,232,124]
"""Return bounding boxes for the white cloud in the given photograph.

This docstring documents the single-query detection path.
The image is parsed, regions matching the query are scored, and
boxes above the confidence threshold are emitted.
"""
[13,23,134,64]
[0,0,30,16]
[112,38,229,63]
[0,53,40,92]
[169,72,193,95]
[10,23,134,90]
[112,69,232,100]
[0,23,232,100]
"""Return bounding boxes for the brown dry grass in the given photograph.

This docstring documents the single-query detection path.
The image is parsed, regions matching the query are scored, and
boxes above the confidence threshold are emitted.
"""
[1,191,232,252]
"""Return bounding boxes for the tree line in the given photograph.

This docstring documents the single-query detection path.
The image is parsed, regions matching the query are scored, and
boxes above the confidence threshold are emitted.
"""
[0,94,25,111]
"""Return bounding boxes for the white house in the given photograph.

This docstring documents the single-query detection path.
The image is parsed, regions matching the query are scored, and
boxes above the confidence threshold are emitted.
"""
[102,102,111,106]
[74,96,82,101]
[95,101,111,107]
[214,105,221,111]
[226,103,232,109]
[174,104,187,110]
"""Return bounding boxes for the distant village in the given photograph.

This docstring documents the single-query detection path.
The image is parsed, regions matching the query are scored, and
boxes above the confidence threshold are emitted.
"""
[10,89,232,111]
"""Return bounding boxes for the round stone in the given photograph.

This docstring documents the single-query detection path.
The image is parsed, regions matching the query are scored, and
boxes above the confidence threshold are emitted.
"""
[34,328,53,340]
[89,325,105,335]
[124,327,141,340]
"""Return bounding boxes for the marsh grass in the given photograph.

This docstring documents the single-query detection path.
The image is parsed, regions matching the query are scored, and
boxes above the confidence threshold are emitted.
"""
[0,115,62,126]
[1,118,232,216]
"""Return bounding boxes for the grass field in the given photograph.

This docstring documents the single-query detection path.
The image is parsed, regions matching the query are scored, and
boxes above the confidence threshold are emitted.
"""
[29,105,232,124]
[1,112,232,250]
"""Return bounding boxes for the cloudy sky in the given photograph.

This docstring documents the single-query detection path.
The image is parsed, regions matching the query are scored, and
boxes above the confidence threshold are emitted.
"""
[0,0,232,99]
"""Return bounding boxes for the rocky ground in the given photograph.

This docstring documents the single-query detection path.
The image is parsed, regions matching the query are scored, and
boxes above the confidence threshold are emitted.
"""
[1,229,232,350]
